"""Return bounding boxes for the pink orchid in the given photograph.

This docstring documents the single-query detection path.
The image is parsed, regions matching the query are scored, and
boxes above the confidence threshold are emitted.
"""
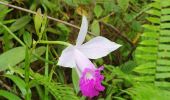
[57,16,121,98]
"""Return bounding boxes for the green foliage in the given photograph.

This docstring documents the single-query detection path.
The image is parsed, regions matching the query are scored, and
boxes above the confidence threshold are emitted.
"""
[0,90,21,100]
[9,16,31,32]
[0,0,169,100]
[30,73,79,100]
[117,0,129,11]
[0,4,12,22]
[94,5,103,18]
[34,9,47,40]
[91,20,100,36]
[0,46,46,71]
[4,74,31,96]
[0,47,25,71]
[72,68,80,94]
[23,31,32,47]
[134,0,170,89]
[127,84,170,100]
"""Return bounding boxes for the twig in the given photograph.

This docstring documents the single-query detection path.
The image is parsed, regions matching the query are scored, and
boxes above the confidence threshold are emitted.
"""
[0,79,11,91]
[36,40,70,46]
[100,22,134,47]
[99,11,115,21]
[0,79,25,99]
[0,1,96,36]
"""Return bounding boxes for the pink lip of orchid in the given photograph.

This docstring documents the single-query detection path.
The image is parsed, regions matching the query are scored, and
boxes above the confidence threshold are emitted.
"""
[57,16,121,97]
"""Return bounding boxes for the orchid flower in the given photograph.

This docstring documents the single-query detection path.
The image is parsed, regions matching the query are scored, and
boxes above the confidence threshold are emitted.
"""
[57,16,121,97]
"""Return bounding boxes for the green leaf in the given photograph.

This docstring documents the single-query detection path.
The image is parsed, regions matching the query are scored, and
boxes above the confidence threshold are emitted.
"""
[79,0,91,4]
[117,0,129,11]
[23,31,32,47]
[91,20,100,36]
[40,14,47,36]
[63,0,78,6]
[94,5,103,18]
[146,9,161,16]
[104,1,115,13]
[0,47,25,71]
[120,60,137,73]
[4,74,31,96]
[0,4,12,21]
[30,72,79,100]
[142,32,159,38]
[72,68,79,94]
[64,0,91,6]
[127,84,170,100]
[9,16,31,32]
[57,23,70,34]
[32,46,46,60]
[0,46,46,71]
[162,8,170,15]
[0,90,21,100]
[34,9,43,35]
[131,21,142,31]
[147,17,160,24]
[34,9,47,40]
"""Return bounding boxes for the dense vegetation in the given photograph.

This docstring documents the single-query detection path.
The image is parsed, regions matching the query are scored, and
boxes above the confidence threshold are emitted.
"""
[0,0,170,100]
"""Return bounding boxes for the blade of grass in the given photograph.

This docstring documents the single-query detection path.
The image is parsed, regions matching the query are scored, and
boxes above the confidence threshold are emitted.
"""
[0,22,25,47]
[44,43,49,100]
[25,46,31,100]
[0,90,21,100]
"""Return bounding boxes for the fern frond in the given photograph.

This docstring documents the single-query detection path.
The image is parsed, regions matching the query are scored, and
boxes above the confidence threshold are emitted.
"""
[127,84,170,100]
[30,73,79,100]
[10,67,79,100]
[134,0,170,88]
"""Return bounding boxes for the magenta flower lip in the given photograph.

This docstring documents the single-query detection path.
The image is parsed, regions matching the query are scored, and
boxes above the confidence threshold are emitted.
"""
[79,66,105,98]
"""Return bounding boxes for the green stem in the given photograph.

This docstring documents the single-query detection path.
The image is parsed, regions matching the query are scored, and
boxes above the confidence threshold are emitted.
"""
[25,46,31,100]
[37,40,71,46]
[44,43,49,100]
[0,22,26,47]
[33,53,55,64]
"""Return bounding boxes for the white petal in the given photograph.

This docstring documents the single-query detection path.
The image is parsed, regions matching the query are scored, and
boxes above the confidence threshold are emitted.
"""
[57,44,96,71]
[57,45,76,68]
[76,16,88,46]
[74,49,95,72]
[76,36,121,59]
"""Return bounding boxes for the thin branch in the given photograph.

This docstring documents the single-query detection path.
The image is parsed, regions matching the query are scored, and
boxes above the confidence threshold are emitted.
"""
[0,79,25,99]
[0,1,96,36]
[0,79,11,91]
[100,21,134,47]
[99,11,115,21]
[36,40,70,46]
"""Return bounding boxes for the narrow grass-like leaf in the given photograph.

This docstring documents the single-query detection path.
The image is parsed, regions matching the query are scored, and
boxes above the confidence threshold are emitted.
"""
[30,73,79,100]
[0,90,21,100]
[4,74,31,96]
[72,68,80,94]
[9,16,31,32]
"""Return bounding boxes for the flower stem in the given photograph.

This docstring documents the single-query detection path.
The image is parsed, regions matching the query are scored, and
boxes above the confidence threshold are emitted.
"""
[44,34,49,100]
[37,40,71,46]
[25,46,31,100]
